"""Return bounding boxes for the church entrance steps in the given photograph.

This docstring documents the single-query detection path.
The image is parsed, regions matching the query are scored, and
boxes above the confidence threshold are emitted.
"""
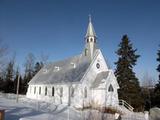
[118,99,134,112]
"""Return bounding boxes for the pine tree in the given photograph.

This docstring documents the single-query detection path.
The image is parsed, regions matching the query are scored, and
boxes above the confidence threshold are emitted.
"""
[22,53,35,94]
[115,35,143,111]
[153,46,160,107]
[4,61,14,93]
[155,47,160,91]
[0,75,4,91]
[0,71,6,92]
[33,62,43,76]
[23,71,33,94]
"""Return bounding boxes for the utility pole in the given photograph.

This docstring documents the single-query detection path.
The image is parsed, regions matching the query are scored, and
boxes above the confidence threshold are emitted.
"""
[16,75,20,103]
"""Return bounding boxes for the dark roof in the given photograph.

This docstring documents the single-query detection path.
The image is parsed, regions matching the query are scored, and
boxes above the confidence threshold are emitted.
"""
[29,54,90,85]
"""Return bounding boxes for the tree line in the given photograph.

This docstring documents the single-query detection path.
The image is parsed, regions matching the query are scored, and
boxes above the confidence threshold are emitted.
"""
[0,35,160,112]
[0,49,46,94]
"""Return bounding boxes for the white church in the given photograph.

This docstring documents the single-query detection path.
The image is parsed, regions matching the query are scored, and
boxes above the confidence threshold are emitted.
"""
[26,17,120,109]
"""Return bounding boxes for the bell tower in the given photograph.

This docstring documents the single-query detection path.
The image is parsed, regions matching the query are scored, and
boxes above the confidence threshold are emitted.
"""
[84,15,97,60]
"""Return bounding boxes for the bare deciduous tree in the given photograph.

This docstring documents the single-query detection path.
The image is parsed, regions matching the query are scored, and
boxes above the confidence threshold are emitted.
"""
[24,53,36,74]
[40,52,49,65]
[141,72,155,88]
[0,40,8,72]
[23,53,36,93]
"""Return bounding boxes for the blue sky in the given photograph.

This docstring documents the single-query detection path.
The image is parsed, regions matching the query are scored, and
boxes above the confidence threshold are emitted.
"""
[0,0,160,82]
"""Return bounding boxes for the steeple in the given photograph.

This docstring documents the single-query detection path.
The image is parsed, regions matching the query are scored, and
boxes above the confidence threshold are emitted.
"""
[84,15,97,60]
[85,15,97,38]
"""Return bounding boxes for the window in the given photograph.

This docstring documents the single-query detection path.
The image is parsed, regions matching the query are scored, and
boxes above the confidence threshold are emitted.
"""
[96,63,100,69]
[87,38,89,43]
[60,87,63,97]
[45,87,47,96]
[90,38,93,42]
[70,87,74,97]
[84,87,87,98]
[54,66,60,72]
[34,87,36,94]
[108,84,114,92]
[52,87,54,96]
[39,87,41,95]
[43,69,48,73]
[71,62,76,68]
[85,49,88,56]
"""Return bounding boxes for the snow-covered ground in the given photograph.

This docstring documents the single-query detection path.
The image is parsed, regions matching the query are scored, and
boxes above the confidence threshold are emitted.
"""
[0,93,85,120]
[0,93,146,120]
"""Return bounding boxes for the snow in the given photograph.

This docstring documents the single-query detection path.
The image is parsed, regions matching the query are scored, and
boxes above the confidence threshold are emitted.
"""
[0,93,82,120]
[0,93,146,120]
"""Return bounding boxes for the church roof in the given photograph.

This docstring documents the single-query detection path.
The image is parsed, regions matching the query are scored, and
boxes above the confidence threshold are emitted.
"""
[29,54,90,85]
[85,16,97,37]
[91,71,109,88]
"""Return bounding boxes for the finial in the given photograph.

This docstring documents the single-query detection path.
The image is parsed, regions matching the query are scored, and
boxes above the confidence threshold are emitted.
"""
[89,14,91,22]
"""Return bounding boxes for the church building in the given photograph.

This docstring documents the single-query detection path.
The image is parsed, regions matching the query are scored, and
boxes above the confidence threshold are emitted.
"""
[26,17,120,109]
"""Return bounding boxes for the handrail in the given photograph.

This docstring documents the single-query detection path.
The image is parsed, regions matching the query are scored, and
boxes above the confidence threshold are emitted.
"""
[119,99,134,112]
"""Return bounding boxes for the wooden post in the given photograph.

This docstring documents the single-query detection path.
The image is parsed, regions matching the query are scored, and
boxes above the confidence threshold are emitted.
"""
[0,109,5,120]
[16,75,20,103]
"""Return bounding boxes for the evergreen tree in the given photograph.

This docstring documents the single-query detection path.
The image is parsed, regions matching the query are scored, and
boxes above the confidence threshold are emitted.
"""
[0,71,6,92]
[33,62,43,76]
[153,46,160,107]
[4,61,14,93]
[155,46,160,91]
[23,53,35,94]
[0,75,4,91]
[115,35,143,111]
[23,71,33,94]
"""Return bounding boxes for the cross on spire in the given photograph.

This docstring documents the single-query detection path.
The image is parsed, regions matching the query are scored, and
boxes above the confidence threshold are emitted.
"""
[89,14,92,22]
[85,15,96,38]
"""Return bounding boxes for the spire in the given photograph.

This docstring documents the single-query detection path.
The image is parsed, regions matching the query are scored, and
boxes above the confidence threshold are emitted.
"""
[85,15,97,38]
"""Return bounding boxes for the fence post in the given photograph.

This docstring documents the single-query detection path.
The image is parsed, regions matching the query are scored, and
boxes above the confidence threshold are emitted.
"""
[0,109,5,120]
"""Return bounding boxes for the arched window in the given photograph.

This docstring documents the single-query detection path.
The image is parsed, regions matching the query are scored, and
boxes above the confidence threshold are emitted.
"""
[70,87,74,97]
[60,87,63,97]
[39,87,41,95]
[90,38,93,42]
[87,38,89,43]
[85,49,88,56]
[108,84,114,92]
[84,87,87,98]
[52,87,54,96]
[34,87,36,94]
[45,87,47,96]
